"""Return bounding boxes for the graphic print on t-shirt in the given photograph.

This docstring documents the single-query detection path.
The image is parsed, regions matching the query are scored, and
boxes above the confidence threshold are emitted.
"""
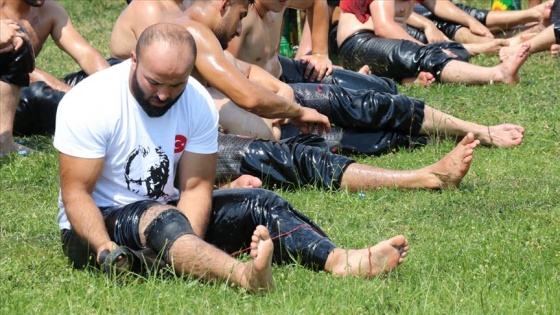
[175,134,187,153]
[124,145,171,201]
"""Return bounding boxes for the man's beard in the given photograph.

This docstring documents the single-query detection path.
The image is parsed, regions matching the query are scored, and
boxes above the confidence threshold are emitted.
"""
[131,70,183,117]
[214,25,230,50]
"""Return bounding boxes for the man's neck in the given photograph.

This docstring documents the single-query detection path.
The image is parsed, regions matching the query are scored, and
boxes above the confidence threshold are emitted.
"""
[252,2,269,19]
[0,1,32,19]
[174,0,186,10]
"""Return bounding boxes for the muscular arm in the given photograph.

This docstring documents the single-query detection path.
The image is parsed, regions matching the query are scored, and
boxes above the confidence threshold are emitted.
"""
[191,24,302,118]
[422,0,493,38]
[407,12,450,43]
[49,2,109,75]
[59,153,115,261]
[175,152,217,238]
[229,53,295,102]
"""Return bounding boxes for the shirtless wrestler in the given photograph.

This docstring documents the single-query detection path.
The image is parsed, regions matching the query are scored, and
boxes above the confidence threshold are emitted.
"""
[225,0,525,148]
[0,0,108,157]
[336,0,532,85]
[110,0,330,141]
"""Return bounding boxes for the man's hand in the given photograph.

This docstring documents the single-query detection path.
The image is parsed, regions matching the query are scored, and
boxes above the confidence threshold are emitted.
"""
[468,20,493,38]
[424,24,450,43]
[220,175,263,189]
[290,107,331,135]
[0,19,27,54]
[298,53,333,82]
[96,241,120,264]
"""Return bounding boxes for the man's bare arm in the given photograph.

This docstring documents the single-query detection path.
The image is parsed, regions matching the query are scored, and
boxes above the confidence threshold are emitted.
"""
[189,23,302,118]
[422,0,493,38]
[229,54,295,102]
[175,151,217,238]
[59,153,117,263]
[48,1,109,75]
[407,12,450,43]
[290,0,333,81]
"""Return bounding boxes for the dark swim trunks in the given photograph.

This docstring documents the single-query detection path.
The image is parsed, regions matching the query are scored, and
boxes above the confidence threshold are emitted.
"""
[0,24,35,86]
[338,30,468,81]
[555,21,560,44]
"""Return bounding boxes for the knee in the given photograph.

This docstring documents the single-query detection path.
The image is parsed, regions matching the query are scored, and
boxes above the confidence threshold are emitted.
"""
[144,209,195,264]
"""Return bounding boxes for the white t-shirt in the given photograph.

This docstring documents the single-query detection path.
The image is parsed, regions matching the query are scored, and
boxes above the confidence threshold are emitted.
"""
[54,59,218,230]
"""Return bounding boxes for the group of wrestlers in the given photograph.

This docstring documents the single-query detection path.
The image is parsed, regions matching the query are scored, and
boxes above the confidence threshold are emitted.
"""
[1,0,559,293]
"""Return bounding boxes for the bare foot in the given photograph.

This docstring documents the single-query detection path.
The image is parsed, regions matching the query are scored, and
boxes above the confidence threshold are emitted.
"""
[401,71,436,87]
[464,39,509,56]
[551,43,560,58]
[424,132,480,189]
[219,175,263,189]
[475,124,525,147]
[494,43,531,85]
[506,32,538,48]
[325,235,409,278]
[357,65,371,75]
[242,225,274,294]
[0,138,35,158]
[538,0,555,24]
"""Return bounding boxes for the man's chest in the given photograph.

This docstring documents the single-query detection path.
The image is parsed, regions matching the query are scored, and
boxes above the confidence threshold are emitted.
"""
[19,14,51,56]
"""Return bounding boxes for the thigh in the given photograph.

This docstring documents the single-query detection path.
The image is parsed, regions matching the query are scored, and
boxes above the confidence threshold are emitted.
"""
[208,87,280,140]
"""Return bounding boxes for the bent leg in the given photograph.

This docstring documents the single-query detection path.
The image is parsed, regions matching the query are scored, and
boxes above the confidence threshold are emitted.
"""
[14,81,65,136]
[0,82,26,156]
[206,188,336,270]
[136,201,274,293]
[208,189,409,278]
[208,87,280,140]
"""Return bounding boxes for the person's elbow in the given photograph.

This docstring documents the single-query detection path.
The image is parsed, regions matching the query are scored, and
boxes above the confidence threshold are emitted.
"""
[373,25,392,38]
[231,90,264,112]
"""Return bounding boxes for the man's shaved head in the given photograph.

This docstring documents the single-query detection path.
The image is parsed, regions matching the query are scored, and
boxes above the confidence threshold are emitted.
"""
[136,23,196,62]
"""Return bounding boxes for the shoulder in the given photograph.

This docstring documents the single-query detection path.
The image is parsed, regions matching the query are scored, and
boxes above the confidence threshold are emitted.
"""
[40,0,70,21]
[124,0,165,19]
[185,78,214,106]
[64,61,129,103]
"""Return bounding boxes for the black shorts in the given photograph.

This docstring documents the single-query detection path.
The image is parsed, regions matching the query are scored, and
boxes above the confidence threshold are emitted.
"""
[0,25,35,86]
[60,200,163,269]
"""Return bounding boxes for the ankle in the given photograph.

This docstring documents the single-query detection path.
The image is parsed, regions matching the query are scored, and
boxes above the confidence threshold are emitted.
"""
[324,248,345,273]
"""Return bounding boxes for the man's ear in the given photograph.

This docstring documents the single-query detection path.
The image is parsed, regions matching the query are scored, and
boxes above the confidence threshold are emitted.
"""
[130,51,138,67]
[220,0,231,15]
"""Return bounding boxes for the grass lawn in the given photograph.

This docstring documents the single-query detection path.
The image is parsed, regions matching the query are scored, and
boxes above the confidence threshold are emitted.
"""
[1,0,559,314]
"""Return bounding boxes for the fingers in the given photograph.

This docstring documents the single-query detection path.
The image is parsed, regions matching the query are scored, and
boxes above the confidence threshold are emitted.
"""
[12,37,24,51]
[300,55,333,82]
[96,241,119,264]
[0,44,13,54]
[304,62,318,82]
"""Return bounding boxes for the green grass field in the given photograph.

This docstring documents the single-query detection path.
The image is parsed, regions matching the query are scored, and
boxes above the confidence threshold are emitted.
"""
[1,1,559,314]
